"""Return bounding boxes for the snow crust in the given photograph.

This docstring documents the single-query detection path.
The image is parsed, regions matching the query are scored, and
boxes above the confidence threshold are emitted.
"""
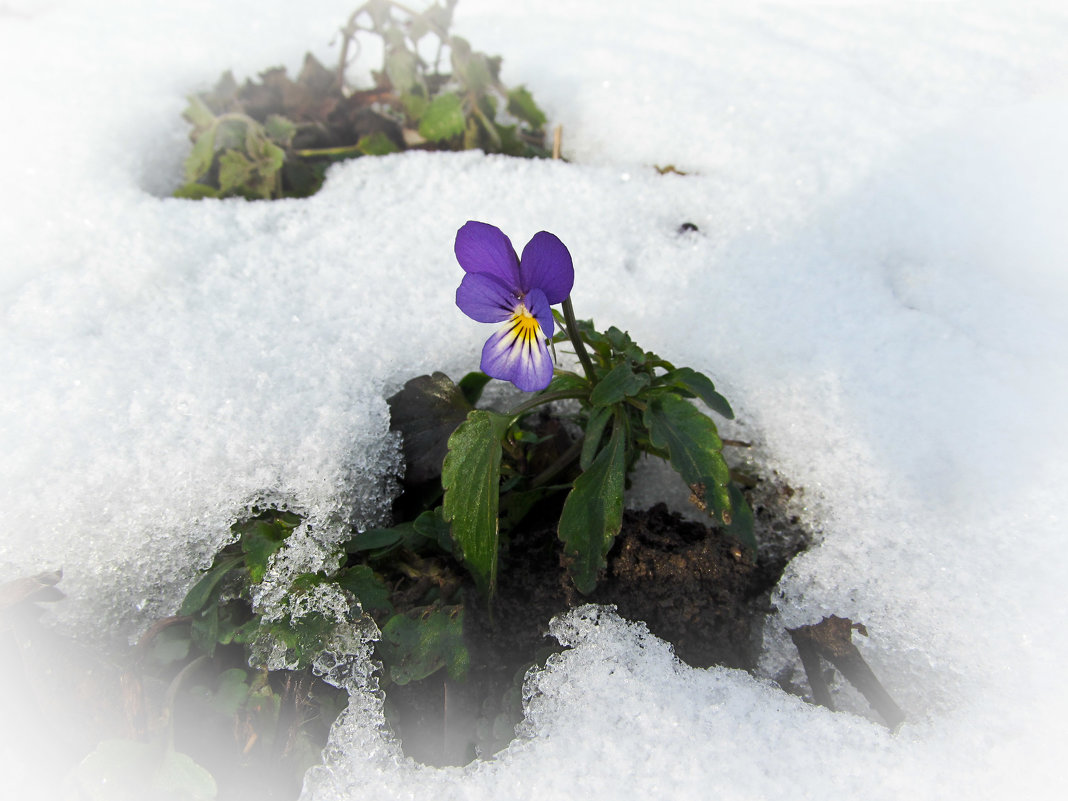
[2,0,1067,798]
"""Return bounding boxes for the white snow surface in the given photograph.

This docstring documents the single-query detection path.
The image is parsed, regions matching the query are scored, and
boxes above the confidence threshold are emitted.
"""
[2,0,1068,798]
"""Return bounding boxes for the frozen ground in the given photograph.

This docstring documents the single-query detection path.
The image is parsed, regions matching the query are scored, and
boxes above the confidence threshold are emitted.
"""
[2,0,1067,798]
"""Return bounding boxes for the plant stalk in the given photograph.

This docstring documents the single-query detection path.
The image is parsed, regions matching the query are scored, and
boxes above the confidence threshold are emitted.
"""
[530,437,584,488]
[508,388,587,418]
[561,297,596,382]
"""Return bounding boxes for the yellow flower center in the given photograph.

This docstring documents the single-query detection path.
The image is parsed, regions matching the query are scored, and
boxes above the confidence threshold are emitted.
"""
[507,304,542,344]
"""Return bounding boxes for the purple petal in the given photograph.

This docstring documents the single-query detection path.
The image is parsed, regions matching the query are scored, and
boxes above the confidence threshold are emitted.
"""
[518,231,574,304]
[455,221,521,288]
[480,312,554,392]
[456,272,520,323]
[524,288,555,339]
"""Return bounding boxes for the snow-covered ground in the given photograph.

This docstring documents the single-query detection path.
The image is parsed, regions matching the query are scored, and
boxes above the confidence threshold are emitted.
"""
[2,0,1067,798]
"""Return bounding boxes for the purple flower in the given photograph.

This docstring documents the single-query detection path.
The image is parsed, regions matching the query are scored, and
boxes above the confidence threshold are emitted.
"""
[454,221,574,392]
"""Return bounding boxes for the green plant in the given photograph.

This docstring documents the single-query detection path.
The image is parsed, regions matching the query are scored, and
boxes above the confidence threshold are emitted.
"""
[148,220,753,771]
[430,221,753,596]
[114,504,471,789]
[175,0,550,200]
[174,508,468,690]
[394,324,752,598]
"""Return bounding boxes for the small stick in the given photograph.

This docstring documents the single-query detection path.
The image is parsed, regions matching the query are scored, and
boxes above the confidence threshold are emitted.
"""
[788,615,906,731]
[788,628,835,710]
[552,124,562,160]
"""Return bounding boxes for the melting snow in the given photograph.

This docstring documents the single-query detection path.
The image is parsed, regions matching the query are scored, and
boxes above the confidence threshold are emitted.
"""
[1,0,1067,798]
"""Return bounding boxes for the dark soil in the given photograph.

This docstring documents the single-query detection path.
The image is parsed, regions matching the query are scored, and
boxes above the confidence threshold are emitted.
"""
[385,468,813,766]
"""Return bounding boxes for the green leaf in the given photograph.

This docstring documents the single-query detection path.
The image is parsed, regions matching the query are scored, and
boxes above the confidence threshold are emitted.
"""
[494,122,524,156]
[545,372,589,394]
[345,527,403,552]
[663,367,734,419]
[604,327,634,351]
[356,131,399,156]
[460,52,494,95]
[182,95,216,131]
[190,602,220,656]
[558,416,626,594]
[643,394,732,525]
[230,618,261,645]
[178,556,241,616]
[213,117,247,151]
[725,483,757,552]
[239,516,296,584]
[264,114,297,146]
[441,409,512,596]
[511,428,540,445]
[449,36,473,73]
[183,127,216,182]
[385,45,419,94]
[378,605,468,684]
[150,626,191,665]
[282,157,325,197]
[213,669,250,717]
[590,362,651,407]
[216,134,283,199]
[257,140,286,174]
[288,572,327,594]
[602,327,648,364]
[580,406,612,470]
[419,92,465,142]
[388,372,474,484]
[214,607,245,646]
[644,354,677,371]
[507,86,547,128]
[458,371,492,406]
[173,182,219,200]
[400,91,429,121]
[217,150,253,194]
[366,520,420,553]
[412,507,454,553]
[336,565,393,612]
[264,611,335,669]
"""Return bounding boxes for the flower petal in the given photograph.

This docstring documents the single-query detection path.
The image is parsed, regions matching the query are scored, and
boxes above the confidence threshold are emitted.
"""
[480,314,554,392]
[518,231,574,304]
[456,272,520,323]
[524,287,554,339]
[455,221,521,287]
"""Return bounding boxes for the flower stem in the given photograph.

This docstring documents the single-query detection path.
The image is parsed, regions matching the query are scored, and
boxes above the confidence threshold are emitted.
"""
[561,297,596,382]
[530,437,583,488]
[508,388,587,418]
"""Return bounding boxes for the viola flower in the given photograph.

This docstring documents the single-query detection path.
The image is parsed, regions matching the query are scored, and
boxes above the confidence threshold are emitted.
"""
[454,221,574,392]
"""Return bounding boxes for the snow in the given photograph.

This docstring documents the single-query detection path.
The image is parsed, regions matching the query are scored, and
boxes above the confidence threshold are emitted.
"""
[2,0,1068,798]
